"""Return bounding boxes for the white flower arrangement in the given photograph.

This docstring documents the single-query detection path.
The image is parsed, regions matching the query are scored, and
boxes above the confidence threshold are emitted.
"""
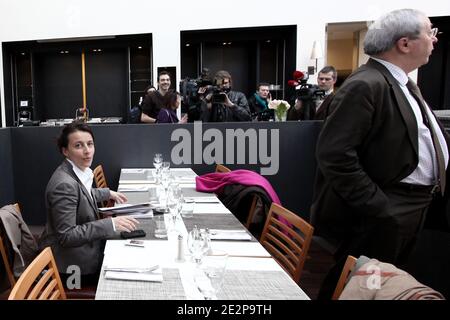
[268,99,291,121]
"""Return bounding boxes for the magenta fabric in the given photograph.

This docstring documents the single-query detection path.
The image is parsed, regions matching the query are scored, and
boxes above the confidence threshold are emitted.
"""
[196,169,281,204]
[196,169,293,230]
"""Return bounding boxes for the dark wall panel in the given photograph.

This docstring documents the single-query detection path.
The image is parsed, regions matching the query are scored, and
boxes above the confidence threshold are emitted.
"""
[0,129,15,206]
[86,49,128,118]
[34,52,83,120]
[10,122,322,225]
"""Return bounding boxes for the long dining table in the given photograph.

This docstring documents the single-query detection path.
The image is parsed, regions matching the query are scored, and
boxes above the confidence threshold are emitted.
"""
[95,167,309,300]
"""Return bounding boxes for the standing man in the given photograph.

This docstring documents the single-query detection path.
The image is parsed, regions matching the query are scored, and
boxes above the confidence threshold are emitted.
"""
[200,70,251,122]
[287,66,337,121]
[141,71,172,123]
[314,66,337,120]
[310,9,448,299]
[248,82,273,121]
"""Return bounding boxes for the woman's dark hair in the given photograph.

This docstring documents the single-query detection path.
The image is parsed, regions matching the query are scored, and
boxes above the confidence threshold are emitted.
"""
[57,121,94,154]
[163,91,180,110]
[144,85,156,95]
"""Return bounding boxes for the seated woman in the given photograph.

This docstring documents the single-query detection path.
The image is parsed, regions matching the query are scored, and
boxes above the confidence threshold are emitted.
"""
[156,91,188,124]
[38,121,139,285]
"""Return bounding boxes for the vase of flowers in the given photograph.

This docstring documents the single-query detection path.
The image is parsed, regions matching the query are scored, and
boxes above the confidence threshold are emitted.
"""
[269,100,290,121]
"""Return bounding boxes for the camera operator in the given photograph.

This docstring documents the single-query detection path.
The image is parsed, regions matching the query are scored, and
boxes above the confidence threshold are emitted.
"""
[199,70,251,122]
[314,66,337,120]
[247,83,274,121]
[287,67,336,121]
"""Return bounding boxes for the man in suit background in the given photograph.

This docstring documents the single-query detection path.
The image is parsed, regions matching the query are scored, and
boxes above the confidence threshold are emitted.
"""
[310,8,448,299]
[314,66,337,120]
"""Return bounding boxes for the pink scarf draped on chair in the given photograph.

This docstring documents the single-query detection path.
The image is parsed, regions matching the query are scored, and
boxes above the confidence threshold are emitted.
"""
[196,169,292,228]
[196,169,281,204]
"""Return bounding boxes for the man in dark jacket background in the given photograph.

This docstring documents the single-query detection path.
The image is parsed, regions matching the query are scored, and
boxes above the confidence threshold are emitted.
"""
[199,70,251,122]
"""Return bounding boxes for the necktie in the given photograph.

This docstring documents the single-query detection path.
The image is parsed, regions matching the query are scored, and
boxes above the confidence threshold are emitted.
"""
[407,79,446,195]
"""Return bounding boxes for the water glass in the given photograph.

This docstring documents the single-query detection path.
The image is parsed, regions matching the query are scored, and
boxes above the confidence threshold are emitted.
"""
[153,214,167,239]
[181,198,194,218]
[194,251,228,300]
[187,226,210,265]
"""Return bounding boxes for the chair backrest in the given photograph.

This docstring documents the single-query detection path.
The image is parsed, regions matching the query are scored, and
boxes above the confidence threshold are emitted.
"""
[93,164,108,189]
[215,164,231,173]
[93,165,114,208]
[8,247,67,300]
[215,164,258,229]
[0,203,22,288]
[332,255,358,300]
[260,203,314,283]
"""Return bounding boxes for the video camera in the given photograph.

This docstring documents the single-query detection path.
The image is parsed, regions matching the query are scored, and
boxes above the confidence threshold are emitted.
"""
[179,68,214,109]
[180,68,232,119]
[288,71,326,120]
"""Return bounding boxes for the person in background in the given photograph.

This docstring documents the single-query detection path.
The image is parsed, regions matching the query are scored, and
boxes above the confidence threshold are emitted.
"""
[139,85,157,107]
[310,8,447,299]
[199,70,251,122]
[141,71,172,123]
[157,91,188,124]
[287,66,337,121]
[247,82,273,120]
[39,121,139,287]
[314,66,337,120]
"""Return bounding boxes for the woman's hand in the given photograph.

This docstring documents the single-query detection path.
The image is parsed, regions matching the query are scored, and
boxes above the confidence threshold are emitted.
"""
[112,216,140,232]
[109,191,127,204]
[180,114,188,124]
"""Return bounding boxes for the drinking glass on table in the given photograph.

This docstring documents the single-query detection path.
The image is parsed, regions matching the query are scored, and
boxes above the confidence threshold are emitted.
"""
[168,185,183,225]
[152,153,163,181]
[187,226,210,265]
[194,251,228,300]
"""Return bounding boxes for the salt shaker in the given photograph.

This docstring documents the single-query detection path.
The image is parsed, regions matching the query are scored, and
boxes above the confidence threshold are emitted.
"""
[175,234,185,262]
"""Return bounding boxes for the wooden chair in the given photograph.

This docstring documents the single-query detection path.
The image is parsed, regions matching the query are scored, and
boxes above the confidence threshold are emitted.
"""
[259,203,314,283]
[8,247,67,300]
[332,255,358,300]
[0,203,22,291]
[93,164,114,207]
[215,164,257,229]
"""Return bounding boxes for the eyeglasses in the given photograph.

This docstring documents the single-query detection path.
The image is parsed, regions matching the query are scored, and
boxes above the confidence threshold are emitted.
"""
[429,27,438,38]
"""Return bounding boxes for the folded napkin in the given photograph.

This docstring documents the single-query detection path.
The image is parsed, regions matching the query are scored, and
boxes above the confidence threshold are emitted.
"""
[209,229,252,241]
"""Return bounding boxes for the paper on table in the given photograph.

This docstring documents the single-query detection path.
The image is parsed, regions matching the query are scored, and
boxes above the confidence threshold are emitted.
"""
[118,186,150,192]
[104,245,159,270]
[185,197,220,203]
[99,202,151,213]
[121,169,146,173]
[209,229,252,241]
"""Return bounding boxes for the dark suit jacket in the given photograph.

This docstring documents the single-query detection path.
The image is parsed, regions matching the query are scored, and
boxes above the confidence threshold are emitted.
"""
[39,160,116,275]
[310,58,450,243]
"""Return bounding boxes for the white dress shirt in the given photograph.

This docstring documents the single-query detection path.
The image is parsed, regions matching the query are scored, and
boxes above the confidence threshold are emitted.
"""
[66,159,116,231]
[373,57,449,186]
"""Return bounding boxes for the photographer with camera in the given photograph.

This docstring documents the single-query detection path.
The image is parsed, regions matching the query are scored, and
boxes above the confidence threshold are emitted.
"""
[198,70,251,122]
[247,83,275,121]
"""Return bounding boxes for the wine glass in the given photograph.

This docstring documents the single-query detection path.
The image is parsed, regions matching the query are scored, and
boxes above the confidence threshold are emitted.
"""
[152,153,163,181]
[168,184,183,225]
[153,153,163,169]
[160,169,172,212]
[187,226,210,265]
[194,251,228,300]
